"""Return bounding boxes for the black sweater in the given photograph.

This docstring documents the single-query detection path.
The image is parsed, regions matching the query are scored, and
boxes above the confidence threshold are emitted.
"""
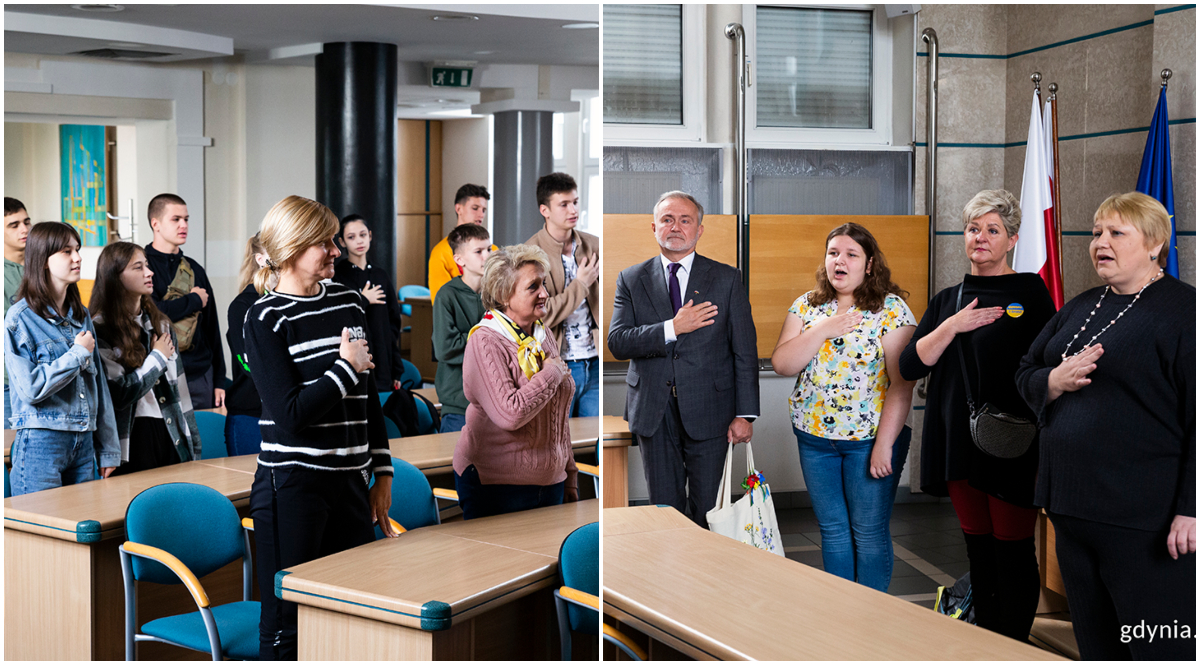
[332,260,405,391]
[144,244,227,384]
[1015,275,1195,530]
[225,284,263,418]
[900,273,1055,507]
[244,282,392,477]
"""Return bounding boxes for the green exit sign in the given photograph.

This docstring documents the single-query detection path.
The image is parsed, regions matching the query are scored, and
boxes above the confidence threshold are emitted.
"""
[430,67,473,88]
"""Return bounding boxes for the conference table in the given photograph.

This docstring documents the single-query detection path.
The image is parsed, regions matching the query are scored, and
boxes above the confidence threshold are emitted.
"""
[601,415,632,508]
[280,499,599,660]
[603,505,1063,661]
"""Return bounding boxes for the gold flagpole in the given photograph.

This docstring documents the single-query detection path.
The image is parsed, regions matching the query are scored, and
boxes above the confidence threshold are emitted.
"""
[1048,83,1063,285]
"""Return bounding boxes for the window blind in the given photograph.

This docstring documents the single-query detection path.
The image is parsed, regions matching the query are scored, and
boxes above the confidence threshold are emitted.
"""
[603,4,683,125]
[756,6,873,130]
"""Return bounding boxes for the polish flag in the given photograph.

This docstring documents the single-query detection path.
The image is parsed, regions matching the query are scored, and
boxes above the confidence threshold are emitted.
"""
[1014,90,1064,308]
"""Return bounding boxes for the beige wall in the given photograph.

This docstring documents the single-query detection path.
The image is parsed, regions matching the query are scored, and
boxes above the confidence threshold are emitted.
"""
[4,122,60,224]
[440,117,493,236]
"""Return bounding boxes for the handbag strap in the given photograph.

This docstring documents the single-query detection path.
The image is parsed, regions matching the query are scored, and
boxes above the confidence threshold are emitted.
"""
[715,442,735,511]
[954,283,978,412]
[744,441,755,474]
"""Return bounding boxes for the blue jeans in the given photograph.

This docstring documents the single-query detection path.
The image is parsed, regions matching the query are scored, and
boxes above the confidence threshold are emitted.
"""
[795,425,911,592]
[9,428,96,496]
[453,464,564,520]
[567,357,599,418]
[439,412,465,433]
[225,414,263,456]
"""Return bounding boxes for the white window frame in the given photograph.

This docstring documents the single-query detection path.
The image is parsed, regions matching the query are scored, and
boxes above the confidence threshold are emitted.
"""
[603,4,707,146]
[573,89,602,234]
[745,3,893,148]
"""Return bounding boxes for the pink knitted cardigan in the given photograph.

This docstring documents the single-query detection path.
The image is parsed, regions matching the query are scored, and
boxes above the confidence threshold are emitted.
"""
[453,326,578,490]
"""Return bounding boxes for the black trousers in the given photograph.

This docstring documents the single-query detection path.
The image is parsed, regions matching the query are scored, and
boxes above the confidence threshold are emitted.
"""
[249,465,375,661]
[637,394,727,528]
[1049,511,1196,661]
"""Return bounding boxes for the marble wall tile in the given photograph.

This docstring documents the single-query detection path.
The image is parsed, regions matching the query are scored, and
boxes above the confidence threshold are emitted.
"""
[1006,4,1154,56]
[1003,145,1026,197]
[1171,122,1195,233]
[935,234,973,293]
[915,56,1008,145]
[1083,132,1149,213]
[1084,27,1157,134]
[1152,8,1196,120]
[1177,235,1195,286]
[1061,235,1106,301]
[935,147,1007,231]
[915,145,926,214]
[1005,41,1088,144]
[1055,139,1091,233]
[918,4,1009,56]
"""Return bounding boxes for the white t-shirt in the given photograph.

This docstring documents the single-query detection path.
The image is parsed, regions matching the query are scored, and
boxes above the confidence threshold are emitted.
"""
[560,252,597,361]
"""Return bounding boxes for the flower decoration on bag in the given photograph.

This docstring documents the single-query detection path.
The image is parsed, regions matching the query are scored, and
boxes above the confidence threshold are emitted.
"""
[742,471,765,492]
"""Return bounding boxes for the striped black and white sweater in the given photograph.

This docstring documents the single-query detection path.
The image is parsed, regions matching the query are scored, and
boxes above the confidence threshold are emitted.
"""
[244,281,392,479]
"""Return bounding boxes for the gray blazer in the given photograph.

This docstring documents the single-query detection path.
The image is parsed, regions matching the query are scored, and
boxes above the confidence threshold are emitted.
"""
[608,254,760,441]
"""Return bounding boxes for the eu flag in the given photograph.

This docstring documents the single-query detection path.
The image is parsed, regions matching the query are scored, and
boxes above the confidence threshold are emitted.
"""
[1136,87,1178,278]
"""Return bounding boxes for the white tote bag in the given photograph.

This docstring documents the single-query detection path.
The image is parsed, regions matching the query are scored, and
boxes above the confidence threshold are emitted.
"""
[705,441,785,556]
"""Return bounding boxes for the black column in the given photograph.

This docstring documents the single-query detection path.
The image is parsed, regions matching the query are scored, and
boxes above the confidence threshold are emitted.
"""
[316,42,398,283]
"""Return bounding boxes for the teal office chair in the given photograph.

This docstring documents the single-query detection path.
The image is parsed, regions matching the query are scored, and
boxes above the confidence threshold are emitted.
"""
[398,359,422,390]
[398,284,430,319]
[194,412,228,460]
[414,398,436,435]
[119,483,258,660]
[378,393,403,438]
[555,522,645,661]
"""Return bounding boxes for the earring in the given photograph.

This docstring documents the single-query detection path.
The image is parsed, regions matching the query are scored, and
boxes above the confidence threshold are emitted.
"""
[1151,254,1158,261]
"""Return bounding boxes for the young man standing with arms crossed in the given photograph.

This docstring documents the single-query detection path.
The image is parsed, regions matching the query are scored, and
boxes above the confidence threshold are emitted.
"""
[144,193,226,410]
[527,172,600,417]
[4,197,32,424]
[428,184,494,303]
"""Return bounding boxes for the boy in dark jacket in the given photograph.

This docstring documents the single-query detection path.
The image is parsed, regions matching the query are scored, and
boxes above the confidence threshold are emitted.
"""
[432,223,491,432]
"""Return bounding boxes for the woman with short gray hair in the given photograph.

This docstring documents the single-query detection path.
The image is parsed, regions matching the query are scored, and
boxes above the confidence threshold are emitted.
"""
[453,244,578,519]
[898,189,1055,642]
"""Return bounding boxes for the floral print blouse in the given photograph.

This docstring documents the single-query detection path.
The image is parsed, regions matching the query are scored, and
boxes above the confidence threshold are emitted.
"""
[787,292,915,440]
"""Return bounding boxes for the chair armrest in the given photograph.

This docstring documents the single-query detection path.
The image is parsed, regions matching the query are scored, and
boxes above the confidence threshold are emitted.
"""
[432,488,459,502]
[389,518,407,534]
[577,463,599,479]
[558,585,599,610]
[122,541,210,608]
[241,517,254,531]
[604,623,650,661]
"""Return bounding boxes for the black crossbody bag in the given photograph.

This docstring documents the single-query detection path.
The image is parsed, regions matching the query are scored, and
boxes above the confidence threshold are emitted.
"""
[955,283,1037,459]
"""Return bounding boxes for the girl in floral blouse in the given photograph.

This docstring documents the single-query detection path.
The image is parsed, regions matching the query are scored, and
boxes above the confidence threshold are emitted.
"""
[771,223,916,592]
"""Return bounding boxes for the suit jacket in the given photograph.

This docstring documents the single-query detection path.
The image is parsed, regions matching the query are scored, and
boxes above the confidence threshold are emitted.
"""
[608,253,759,441]
[526,226,601,354]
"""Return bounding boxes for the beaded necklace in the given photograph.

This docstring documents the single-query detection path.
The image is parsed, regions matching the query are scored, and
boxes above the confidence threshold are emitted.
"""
[1061,268,1163,360]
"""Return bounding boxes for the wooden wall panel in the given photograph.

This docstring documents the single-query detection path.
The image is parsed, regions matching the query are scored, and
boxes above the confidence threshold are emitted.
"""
[749,215,929,359]
[397,119,443,290]
[396,214,440,289]
[601,214,737,362]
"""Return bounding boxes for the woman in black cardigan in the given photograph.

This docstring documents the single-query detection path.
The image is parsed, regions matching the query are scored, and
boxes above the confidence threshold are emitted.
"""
[900,190,1055,642]
[1016,192,1194,661]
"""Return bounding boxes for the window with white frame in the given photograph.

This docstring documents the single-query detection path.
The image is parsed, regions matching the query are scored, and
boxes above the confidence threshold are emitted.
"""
[747,4,892,146]
[603,4,705,144]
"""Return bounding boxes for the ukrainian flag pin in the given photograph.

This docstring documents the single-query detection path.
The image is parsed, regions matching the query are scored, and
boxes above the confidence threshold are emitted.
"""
[1006,303,1024,318]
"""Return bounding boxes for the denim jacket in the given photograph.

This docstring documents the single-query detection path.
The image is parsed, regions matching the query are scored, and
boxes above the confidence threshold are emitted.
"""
[4,298,122,468]
[94,311,201,462]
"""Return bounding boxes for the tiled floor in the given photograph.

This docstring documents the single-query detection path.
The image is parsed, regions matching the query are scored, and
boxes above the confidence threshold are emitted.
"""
[778,500,967,608]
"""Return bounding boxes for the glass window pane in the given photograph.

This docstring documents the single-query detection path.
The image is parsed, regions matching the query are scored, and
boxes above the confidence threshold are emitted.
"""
[553,112,565,160]
[589,96,602,159]
[603,4,682,125]
[756,6,872,129]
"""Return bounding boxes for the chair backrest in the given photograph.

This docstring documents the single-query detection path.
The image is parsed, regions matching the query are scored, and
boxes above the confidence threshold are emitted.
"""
[378,393,403,438]
[414,398,435,435]
[559,522,600,632]
[194,411,227,459]
[398,285,430,318]
[371,458,439,538]
[124,483,244,584]
[398,359,422,390]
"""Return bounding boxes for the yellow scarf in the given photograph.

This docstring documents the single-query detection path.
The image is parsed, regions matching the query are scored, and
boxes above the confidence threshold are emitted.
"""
[469,309,548,379]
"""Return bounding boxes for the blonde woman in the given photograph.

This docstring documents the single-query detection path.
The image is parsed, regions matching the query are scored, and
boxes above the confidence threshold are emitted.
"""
[452,244,578,519]
[224,234,273,455]
[244,196,397,661]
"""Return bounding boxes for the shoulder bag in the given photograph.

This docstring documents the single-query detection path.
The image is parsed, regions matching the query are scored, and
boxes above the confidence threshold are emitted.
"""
[955,283,1037,459]
[705,441,785,556]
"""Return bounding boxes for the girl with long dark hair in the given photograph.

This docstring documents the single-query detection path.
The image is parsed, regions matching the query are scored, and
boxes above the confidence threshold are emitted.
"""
[90,241,201,474]
[3,222,119,494]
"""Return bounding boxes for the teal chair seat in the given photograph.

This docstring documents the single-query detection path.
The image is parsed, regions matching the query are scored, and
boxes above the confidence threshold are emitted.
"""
[398,284,430,319]
[194,411,228,459]
[140,600,260,660]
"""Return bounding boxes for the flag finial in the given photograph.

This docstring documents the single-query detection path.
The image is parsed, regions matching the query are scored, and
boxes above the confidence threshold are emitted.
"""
[1161,69,1172,89]
[1030,72,1042,90]
[1048,82,1057,101]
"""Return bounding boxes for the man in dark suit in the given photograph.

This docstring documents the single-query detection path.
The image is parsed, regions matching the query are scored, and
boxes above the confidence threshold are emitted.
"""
[608,191,760,527]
